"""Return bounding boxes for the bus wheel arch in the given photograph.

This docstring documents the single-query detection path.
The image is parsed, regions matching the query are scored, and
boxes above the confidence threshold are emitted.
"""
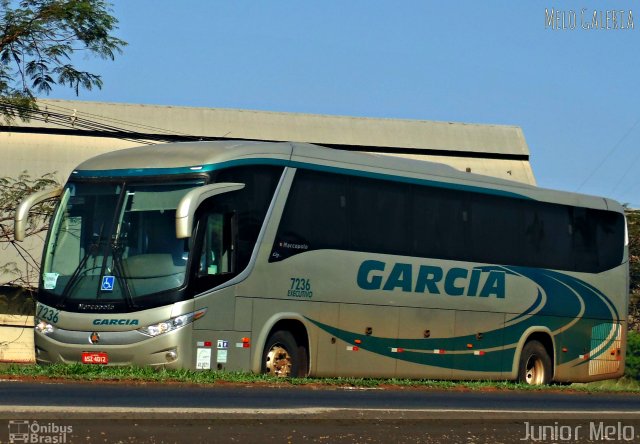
[516,330,555,385]
[258,317,310,378]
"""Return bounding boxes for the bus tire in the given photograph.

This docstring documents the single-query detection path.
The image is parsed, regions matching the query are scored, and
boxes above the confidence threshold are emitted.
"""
[517,340,552,385]
[262,330,308,378]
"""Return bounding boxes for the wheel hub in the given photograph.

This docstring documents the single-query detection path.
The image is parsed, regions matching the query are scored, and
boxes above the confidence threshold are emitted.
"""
[525,355,545,385]
[265,345,292,377]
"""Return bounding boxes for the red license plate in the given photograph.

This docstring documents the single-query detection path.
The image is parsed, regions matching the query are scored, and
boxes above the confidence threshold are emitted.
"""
[81,352,108,365]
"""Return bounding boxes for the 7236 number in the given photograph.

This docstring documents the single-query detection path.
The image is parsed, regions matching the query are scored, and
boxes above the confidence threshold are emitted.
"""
[36,304,59,323]
[290,278,311,291]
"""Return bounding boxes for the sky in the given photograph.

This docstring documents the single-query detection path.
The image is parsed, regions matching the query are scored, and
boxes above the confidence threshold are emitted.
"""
[48,0,640,208]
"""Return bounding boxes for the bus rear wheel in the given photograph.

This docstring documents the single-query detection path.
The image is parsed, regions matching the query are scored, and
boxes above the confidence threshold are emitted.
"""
[518,340,552,385]
[262,330,308,378]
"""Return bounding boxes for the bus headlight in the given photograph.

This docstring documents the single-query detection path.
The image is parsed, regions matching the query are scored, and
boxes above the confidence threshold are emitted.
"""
[35,318,54,335]
[137,308,207,337]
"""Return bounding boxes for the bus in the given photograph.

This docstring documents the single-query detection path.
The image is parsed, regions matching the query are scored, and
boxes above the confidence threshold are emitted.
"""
[15,140,629,385]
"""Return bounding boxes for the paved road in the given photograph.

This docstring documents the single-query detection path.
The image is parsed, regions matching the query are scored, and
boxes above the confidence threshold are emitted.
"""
[0,380,639,443]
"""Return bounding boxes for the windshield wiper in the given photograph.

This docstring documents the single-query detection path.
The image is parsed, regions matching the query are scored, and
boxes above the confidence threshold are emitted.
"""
[56,225,105,308]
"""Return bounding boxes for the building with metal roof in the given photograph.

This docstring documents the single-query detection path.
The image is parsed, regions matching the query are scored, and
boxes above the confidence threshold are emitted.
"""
[1,99,536,185]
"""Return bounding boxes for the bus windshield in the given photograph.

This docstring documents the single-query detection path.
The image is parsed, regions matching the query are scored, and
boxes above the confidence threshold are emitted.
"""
[41,180,203,309]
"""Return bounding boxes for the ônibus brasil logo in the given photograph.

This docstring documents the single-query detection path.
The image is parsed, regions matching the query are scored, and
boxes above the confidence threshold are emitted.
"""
[8,420,72,443]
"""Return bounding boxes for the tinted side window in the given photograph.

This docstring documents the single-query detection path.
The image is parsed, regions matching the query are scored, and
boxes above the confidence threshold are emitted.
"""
[192,165,283,293]
[270,170,347,262]
[412,186,469,261]
[596,210,625,271]
[270,168,624,273]
[467,192,522,266]
[523,203,573,270]
[572,207,598,271]
[212,165,284,269]
[349,177,409,256]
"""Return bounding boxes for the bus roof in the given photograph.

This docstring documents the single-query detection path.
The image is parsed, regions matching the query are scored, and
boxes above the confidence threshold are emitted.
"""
[72,140,622,213]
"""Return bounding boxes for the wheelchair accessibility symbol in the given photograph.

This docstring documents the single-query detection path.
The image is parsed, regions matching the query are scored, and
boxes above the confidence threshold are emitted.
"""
[101,276,115,291]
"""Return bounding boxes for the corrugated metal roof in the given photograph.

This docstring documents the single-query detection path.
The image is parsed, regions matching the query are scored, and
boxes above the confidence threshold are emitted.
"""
[2,99,535,185]
[18,99,529,156]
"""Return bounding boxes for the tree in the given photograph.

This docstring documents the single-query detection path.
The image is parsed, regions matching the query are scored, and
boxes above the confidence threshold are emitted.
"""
[624,209,640,331]
[0,0,126,121]
[0,171,58,290]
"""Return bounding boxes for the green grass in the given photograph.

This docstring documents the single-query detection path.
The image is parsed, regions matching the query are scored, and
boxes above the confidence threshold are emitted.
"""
[1,363,639,393]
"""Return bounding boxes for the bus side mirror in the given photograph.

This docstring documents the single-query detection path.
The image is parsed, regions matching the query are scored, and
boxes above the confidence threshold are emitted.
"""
[175,182,245,239]
[14,187,63,242]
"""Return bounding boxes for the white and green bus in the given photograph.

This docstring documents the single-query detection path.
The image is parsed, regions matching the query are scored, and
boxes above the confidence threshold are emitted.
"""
[15,140,629,384]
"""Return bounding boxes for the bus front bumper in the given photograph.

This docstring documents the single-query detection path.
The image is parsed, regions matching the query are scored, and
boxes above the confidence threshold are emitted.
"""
[34,326,193,369]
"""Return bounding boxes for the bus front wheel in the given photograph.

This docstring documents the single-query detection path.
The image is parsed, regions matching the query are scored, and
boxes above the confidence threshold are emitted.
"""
[262,330,307,378]
[517,340,552,385]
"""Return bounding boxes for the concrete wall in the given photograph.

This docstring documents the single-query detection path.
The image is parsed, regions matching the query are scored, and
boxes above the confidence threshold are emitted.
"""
[0,131,138,182]
[0,315,35,363]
